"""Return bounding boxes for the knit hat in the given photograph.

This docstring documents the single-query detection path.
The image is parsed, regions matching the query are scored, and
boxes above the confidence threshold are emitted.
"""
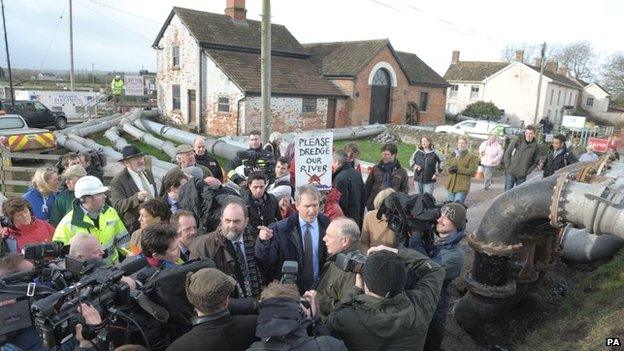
[186,268,236,311]
[440,202,467,230]
[62,165,87,180]
[362,251,406,298]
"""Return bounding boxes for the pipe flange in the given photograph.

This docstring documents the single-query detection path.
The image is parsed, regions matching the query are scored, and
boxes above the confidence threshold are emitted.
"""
[464,273,517,298]
[575,165,598,183]
[467,233,521,256]
[549,172,576,228]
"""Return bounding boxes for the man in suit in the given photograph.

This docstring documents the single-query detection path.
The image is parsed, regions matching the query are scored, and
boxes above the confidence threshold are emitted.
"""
[110,145,158,234]
[255,184,329,293]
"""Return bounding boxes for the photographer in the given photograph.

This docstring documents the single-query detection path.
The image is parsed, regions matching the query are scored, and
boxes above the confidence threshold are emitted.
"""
[228,130,275,187]
[305,217,359,318]
[325,246,444,351]
[135,224,180,283]
[247,282,347,351]
[167,268,258,351]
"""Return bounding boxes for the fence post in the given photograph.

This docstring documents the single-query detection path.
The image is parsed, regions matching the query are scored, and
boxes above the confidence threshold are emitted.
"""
[0,146,13,194]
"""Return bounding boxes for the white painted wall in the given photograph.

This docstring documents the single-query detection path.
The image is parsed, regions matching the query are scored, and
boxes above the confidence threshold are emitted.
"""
[581,83,610,114]
[445,82,484,114]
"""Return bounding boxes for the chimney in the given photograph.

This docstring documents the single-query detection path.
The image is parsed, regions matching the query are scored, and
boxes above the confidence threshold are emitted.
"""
[451,50,460,64]
[515,50,524,62]
[225,0,246,20]
[545,60,558,73]
[558,65,568,77]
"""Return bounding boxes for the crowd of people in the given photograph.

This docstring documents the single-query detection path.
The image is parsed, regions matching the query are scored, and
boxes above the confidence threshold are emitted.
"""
[0,124,610,351]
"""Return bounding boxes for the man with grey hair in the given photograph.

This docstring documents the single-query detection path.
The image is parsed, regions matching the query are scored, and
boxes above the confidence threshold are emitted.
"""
[255,184,330,293]
[332,149,365,228]
[264,131,282,160]
[305,217,361,318]
[69,233,104,261]
[193,137,224,181]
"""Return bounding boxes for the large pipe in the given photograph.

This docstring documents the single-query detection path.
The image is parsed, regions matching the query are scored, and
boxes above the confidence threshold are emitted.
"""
[62,112,121,134]
[560,225,624,263]
[101,127,175,172]
[120,120,177,160]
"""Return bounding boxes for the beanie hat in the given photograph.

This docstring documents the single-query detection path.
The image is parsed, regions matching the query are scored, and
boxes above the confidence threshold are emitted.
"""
[362,251,406,298]
[440,203,467,230]
[186,268,236,312]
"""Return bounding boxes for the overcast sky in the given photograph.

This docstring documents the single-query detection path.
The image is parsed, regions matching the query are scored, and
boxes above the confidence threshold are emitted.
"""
[4,0,623,76]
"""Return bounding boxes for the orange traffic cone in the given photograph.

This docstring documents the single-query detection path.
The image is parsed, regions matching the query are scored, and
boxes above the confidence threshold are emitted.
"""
[475,165,484,180]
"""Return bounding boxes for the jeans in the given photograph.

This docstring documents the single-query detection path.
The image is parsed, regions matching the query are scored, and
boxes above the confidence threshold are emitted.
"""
[413,181,435,195]
[483,165,494,189]
[504,173,527,191]
[447,191,467,204]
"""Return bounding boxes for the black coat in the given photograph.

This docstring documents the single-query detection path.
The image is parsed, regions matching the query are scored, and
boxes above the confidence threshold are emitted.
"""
[109,168,157,233]
[243,190,282,231]
[167,311,257,351]
[410,149,443,183]
[332,163,364,228]
[543,146,578,177]
[196,152,224,181]
[177,178,241,234]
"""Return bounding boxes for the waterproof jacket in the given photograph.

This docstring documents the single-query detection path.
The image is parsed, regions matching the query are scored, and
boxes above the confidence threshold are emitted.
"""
[478,140,504,167]
[409,148,445,184]
[109,168,158,234]
[110,78,124,96]
[315,245,359,318]
[323,188,344,220]
[1,217,54,253]
[243,190,281,232]
[22,187,55,222]
[53,200,129,264]
[325,248,445,351]
[364,160,409,210]
[254,212,330,292]
[167,310,258,351]
[332,163,365,227]
[195,152,224,181]
[445,149,479,193]
[542,145,578,177]
[50,189,74,226]
[248,298,347,351]
[503,137,540,177]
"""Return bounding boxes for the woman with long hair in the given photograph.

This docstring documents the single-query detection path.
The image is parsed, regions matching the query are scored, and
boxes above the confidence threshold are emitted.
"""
[409,136,445,196]
[22,166,60,222]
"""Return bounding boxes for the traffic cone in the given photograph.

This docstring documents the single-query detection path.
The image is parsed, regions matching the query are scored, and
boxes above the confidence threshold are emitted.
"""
[475,165,484,180]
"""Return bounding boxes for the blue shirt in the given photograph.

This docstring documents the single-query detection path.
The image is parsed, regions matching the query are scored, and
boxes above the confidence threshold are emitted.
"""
[299,217,320,282]
[22,187,56,222]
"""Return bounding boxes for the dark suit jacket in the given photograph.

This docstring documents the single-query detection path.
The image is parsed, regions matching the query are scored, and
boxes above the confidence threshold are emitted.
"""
[109,167,157,234]
[254,212,330,293]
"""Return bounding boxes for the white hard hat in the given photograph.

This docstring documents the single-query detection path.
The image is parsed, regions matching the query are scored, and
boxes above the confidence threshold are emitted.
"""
[115,75,121,79]
[74,176,109,199]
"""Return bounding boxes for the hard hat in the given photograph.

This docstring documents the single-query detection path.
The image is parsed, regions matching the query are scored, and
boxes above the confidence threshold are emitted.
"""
[115,75,121,79]
[74,176,109,198]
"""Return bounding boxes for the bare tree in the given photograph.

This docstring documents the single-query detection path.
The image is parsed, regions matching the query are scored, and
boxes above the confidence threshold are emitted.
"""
[501,43,539,63]
[602,53,624,105]
[551,41,596,79]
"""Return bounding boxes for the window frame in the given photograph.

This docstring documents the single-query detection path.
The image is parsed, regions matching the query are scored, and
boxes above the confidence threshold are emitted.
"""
[172,84,181,110]
[302,98,317,113]
[419,92,429,112]
[586,96,594,107]
[449,84,458,98]
[470,85,479,100]
[172,45,180,68]
[218,96,230,113]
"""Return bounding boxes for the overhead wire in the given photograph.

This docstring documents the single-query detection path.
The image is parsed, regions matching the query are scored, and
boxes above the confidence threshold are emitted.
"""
[40,4,67,70]
[74,0,153,42]
[85,0,160,25]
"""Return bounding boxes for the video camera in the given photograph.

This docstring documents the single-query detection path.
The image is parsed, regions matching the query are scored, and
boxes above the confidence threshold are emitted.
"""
[376,192,441,245]
[335,250,368,274]
[279,261,311,309]
[23,242,66,262]
[238,149,276,180]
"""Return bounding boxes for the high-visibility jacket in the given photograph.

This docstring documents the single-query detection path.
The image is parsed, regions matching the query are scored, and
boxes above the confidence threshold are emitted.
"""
[111,78,124,96]
[53,200,129,264]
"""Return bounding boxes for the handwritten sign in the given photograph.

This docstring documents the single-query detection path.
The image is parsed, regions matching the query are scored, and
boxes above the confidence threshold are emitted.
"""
[124,75,144,96]
[588,137,609,153]
[295,132,333,191]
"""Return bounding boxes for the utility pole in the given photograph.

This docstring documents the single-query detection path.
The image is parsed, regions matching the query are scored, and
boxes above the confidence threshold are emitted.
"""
[260,0,271,143]
[1,0,15,109]
[91,63,94,84]
[69,0,75,91]
[533,42,546,125]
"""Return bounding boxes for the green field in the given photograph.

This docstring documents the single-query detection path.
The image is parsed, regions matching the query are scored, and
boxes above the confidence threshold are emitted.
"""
[333,139,416,168]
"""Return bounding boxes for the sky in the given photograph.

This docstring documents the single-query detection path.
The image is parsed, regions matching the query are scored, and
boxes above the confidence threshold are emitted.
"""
[3,0,623,76]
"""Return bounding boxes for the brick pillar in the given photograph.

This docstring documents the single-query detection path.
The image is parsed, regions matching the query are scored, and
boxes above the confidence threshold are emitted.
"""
[225,0,246,20]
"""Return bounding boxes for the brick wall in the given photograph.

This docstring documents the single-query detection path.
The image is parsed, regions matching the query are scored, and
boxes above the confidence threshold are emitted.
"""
[203,54,245,136]
[240,97,329,134]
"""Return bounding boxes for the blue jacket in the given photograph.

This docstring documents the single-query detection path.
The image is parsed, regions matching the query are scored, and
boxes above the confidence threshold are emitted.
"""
[254,212,329,292]
[22,187,56,222]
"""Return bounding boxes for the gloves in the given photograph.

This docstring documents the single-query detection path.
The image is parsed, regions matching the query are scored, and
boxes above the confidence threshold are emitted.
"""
[448,166,458,174]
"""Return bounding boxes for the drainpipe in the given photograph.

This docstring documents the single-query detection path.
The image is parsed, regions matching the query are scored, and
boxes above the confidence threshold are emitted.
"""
[236,96,247,136]
[198,48,203,133]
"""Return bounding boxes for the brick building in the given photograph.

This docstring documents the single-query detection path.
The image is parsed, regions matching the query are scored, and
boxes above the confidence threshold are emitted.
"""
[153,0,447,135]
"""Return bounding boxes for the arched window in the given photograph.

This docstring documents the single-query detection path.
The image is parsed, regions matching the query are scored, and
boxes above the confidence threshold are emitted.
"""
[371,69,391,86]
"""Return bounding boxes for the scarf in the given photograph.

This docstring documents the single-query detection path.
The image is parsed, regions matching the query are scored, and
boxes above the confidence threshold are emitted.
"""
[380,161,397,187]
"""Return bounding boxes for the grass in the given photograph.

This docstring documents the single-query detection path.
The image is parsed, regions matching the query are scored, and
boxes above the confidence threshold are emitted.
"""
[333,139,416,167]
[516,250,624,351]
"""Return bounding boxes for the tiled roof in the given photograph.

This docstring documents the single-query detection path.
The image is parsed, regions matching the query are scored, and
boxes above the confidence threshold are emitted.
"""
[303,40,390,77]
[154,7,307,56]
[206,49,345,97]
[395,51,448,87]
[443,61,510,82]
[527,65,582,89]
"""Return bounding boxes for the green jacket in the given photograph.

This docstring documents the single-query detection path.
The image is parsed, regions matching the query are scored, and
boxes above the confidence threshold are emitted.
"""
[50,189,74,226]
[503,137,540,177]
[111,78,124,96]
[445,149,479,193]
[315,245,359,319]
[325,248,445,351]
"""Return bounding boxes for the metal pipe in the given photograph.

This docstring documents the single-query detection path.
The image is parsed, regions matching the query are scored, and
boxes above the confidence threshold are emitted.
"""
[62,112,121,134]
[119,120,177,160]
[560,225,624,263]
[102,126,175,171]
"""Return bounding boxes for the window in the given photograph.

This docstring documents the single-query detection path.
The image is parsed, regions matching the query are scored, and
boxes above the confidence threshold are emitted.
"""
[33,102,47,111]
[550,89,554,105]
[218,97,230,112]
[372,69,390,86]
[470,85,479,99]
[419,92,429,112]
[586,96,594,107]
[172,46,180,67]
[172,85,181,110]
[449,84,458,98]
[302,98,317,113]
[556,90,561,105]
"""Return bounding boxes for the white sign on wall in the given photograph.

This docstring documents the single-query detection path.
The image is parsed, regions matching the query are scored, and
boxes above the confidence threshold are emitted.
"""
[124,75,144,96]
[561,115,586,130]
[295,132,333,191]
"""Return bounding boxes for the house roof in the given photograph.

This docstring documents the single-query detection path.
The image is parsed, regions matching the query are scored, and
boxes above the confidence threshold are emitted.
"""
[443,61,510,82]
[153,7,308,56]
[395,51,449,87]
[206,49,346,97]
[303,39,390,77]
[527,65,581,89]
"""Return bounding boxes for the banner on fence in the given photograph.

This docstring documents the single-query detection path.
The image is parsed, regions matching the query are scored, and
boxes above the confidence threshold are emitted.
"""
[587,137,609,153]
[295,132,333,191]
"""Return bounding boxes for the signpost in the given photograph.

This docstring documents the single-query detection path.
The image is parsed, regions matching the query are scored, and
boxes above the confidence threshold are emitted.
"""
[123,75,144,96]
[295,132,333,191]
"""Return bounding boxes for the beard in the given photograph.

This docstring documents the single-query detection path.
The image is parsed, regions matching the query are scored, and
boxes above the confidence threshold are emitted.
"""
[223,229,242,241]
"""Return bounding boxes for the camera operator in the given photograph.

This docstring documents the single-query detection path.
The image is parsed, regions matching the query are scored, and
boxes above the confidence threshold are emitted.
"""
[228,130,275,187]
[135,224,180,284]
[167,268,258,351]
[247,282,347,351]
[325,246,444,351]
[305,217,359,318]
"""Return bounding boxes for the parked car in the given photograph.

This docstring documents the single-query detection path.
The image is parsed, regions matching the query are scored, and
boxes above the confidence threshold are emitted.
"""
[0,115,56,152]
[0,100,67,129]
[435,120,509,140]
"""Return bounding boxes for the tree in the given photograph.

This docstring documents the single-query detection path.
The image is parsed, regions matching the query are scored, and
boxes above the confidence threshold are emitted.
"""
[500,43,539,63]
[602,53,624,106]
[461,101,502,121]
[551,41,597,79]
